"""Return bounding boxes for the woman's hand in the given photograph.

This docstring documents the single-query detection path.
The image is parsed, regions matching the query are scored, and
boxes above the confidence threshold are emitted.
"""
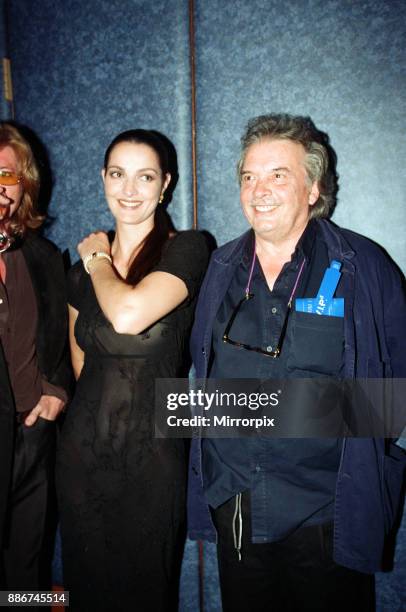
[78,231,110,259]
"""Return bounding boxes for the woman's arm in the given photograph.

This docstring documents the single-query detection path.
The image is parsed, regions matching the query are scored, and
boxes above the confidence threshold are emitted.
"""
[86,260,187,335]
[69,304,85,379]
[79,232,188,335]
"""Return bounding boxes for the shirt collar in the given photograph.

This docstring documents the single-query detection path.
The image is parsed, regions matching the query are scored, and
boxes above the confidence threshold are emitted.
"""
[241,219,317,270]
[294,219,317,264]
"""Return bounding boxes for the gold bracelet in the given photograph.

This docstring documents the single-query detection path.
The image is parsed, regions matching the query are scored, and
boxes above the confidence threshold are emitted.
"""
[83,251,112,274]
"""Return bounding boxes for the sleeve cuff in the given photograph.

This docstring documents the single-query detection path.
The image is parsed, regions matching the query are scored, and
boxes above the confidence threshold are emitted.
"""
[41,377,68,404]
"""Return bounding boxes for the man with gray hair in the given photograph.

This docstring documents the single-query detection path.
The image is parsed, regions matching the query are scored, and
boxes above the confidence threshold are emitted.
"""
[188,114,405,611]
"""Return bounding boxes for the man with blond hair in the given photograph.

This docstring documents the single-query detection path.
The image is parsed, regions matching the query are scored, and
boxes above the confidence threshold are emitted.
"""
[0,122,70,590]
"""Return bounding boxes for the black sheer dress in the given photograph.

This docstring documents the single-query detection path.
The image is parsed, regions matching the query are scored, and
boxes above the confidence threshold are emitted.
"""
[57,231,209,611]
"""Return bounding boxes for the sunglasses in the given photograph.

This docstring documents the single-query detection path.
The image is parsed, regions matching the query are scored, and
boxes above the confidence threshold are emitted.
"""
[222,252,306,359]
[222,291,290,358]
[0,170,22,186]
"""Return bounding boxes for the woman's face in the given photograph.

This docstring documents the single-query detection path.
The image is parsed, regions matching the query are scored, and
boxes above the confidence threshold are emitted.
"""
[0,145,24,222]
[102,141,170,229]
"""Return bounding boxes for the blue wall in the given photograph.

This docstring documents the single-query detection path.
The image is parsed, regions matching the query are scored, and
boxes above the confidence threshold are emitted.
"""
[8,0,194,257]
[194,0,406,272]
[5,0,405,609]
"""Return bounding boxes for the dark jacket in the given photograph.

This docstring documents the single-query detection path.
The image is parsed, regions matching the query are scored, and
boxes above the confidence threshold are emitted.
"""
[188,219,406,574]
[0,231,71,547]
[21,232,71,392]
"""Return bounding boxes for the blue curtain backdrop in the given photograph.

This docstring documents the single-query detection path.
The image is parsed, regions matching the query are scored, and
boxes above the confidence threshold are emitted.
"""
[3,0,405,610]
[7,0,194,254]
[194,0,406,272]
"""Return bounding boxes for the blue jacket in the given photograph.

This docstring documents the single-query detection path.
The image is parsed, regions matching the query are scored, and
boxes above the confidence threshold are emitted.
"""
[188,219,406,574]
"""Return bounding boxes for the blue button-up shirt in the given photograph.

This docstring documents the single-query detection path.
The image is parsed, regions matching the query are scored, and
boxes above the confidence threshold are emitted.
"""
[203,221,344,540]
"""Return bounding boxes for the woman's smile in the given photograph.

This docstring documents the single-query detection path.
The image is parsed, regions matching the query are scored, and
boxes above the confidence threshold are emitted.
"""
[117,198,143,209]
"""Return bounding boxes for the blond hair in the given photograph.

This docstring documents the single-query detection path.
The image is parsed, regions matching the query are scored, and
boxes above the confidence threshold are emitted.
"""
[0,122,44,235]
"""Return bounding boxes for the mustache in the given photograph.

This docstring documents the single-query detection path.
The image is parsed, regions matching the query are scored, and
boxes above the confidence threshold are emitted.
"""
[0,189,14,207]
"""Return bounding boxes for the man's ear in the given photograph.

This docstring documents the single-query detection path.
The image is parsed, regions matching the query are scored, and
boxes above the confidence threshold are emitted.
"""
[309,181,319,206]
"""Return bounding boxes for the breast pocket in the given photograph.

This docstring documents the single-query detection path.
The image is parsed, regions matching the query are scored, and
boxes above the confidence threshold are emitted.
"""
[287,311,344,376]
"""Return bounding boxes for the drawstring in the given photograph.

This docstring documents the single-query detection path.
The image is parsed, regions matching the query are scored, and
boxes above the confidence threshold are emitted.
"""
[232,493,243,561]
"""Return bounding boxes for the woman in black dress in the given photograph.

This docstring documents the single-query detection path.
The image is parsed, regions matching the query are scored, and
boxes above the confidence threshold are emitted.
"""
[57,130,209,611]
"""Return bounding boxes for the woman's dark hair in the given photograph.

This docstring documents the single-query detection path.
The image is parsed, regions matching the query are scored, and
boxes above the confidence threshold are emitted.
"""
[104,129,174,286]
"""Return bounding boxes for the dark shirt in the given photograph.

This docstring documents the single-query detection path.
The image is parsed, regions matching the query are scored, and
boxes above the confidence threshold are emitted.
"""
[1,249,42,412]
[203,220,344,539]
[0,248,67,412]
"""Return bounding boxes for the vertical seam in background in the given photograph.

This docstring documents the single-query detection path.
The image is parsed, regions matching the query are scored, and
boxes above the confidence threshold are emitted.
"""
[189,0,198,229]
[1,0,14,119]
[189,5,204,610]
